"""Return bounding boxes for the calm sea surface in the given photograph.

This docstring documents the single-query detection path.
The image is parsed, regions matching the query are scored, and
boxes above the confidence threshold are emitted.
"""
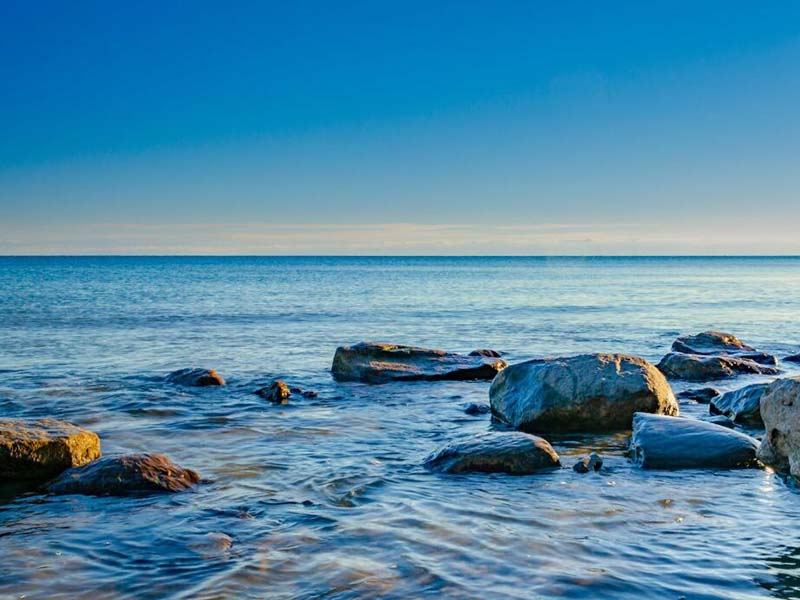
[1,256,800,599]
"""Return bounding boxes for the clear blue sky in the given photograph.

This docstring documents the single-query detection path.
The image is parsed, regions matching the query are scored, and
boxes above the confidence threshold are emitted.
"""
[1,1,799,254]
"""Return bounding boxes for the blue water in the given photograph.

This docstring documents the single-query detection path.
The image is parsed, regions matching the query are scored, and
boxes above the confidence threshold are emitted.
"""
[1,256,800,599]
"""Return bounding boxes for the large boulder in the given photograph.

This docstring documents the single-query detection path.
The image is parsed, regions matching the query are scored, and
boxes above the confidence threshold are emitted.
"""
[424,432,560,475]
[757,377,800,477]
[489,353,678,433]
[166,368,225,387]
[331,342,507,383]
[0,418,101,481]
[657,352,779,381]
[46,453,200,496]
[630,413,759,469]
[709,383,768,426]
[671,331,756,355]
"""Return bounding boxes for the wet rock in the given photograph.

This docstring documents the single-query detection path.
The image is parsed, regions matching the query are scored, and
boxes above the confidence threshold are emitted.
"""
[757,377,800,477]
[709,383,768,426]
[573,453,603,473]
[785,354,800,364]
[46,453,200,496]
[739,352,779,366]
[700,415,736,428]
[671,331,756,355]
[464,403,491,415]
[676,387,720,404]
[256,380,291,404]
[657,352,779,381]
[0,418,101,481]
[331,342,507,383]
[469,348,503,358]
[291,387,318,398]
[166,368,225,387]
[630,413,759,469]
[489,353,678,433]
[424,432,560,475]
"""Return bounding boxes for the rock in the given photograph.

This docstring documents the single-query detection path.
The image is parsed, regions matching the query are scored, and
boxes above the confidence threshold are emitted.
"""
[469,349,503,358]
[256,380,291,404]
[757,377,800,477]
[739,352,779,366]
[785,354,800,364]
[424,432,560,475]
[46,453,200,496]
[709,383,768,426]
[489,353,678,433]
[166,368,225,387]
[573,453,603,473]
[0,418,101,481]
[676,387,720,404]
[657,352,779,381]
[671,331,756,355]
[630,413,759,469]
[464,403,491,415]
[291,387,318,398]
[700,415,736,429]
[331,342,507,383]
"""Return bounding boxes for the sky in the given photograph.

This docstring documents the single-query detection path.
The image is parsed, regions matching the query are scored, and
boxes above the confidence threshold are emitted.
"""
[1,1,799,255]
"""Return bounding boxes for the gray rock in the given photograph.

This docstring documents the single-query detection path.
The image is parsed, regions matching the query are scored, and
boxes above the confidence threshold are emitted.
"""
[0,418,101,481]
[424,432,560,475]
[671,331,756,355]
[676,387,720,404]
[166,368,225,387]
[573,453,603,473]
[46,453,200,496]
[331,342,507,383]
[464,403,491,415]
[709,383,768,426]
[630,413,759,469]
[657,352,779,381]
[757,377,800,477]
[256,380,292,404]
[489,353,678,433]
[739,352,779,366]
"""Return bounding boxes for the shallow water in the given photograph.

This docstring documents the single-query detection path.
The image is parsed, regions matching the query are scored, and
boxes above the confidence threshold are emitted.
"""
[1,256,800,599]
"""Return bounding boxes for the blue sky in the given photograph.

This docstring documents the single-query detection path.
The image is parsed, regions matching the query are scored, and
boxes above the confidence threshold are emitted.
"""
[1,1,799,254]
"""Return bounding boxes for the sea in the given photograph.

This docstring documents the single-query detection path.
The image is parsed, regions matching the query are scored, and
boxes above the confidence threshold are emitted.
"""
[1,256,800,599]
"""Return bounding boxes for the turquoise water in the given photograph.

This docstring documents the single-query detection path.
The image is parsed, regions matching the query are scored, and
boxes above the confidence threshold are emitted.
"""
[1,256,800,599]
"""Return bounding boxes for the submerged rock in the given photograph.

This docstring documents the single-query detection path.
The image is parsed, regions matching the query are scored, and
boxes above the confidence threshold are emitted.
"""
[256,380,292,404]
[464,403,491,416]
[630,413,759,469]
[676,387,720,404]
[709,383,768,426]
[785,354,800,364]
[657,352,779,381]
[489,353,678,433]
[166,368,225,387]
[469,348,503,358]
[46,453,200,496]
[0,418,101,481]
[671,331,756,355]
[757,377,800,478]
[331,342,507,383]
[424,432,560,475]
[573,453,603,473]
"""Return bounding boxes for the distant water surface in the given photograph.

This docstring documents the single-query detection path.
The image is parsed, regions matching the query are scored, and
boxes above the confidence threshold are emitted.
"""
[1,256,800,599]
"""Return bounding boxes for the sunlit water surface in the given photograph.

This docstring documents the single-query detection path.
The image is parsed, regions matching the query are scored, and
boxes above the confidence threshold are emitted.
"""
[1,256,800,599]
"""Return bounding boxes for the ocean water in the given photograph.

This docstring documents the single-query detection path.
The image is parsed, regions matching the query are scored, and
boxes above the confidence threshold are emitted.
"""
[1,256,800,599]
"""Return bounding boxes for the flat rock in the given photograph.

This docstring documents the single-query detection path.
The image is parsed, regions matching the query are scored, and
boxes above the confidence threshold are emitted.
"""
[424,432,560,475]
[676,387,720,404]
[757,377,800,477]
[671,331,756,355]
[0,418,101,481]
[166,368,225,387]
[46,453,200,496]
[331,342,507,383]
[630,413,759,469]
[489,353,678,433]
[657,352,779,381]
[709,383,768,426]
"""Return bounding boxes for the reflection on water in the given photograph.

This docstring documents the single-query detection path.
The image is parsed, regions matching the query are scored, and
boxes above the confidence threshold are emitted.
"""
[1,257,800,598]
